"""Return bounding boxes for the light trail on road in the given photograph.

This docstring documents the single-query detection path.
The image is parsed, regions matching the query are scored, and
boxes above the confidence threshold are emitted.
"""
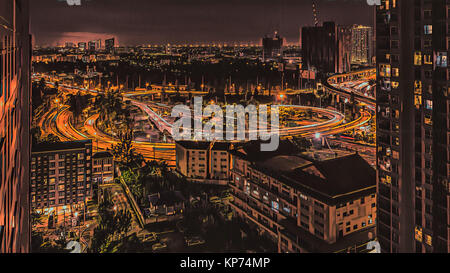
[37,74,373,168]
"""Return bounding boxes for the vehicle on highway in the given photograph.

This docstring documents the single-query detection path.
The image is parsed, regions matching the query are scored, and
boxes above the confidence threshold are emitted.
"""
[152,242,168,251]
[221,192,234,203]
[185,236,205,247]
[209,196,221,204]
[141,232,157,242]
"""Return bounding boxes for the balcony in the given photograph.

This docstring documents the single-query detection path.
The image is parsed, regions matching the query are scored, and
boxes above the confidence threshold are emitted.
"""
[246,177,295,206]
[229,196,278,236]
[233,189,280,222]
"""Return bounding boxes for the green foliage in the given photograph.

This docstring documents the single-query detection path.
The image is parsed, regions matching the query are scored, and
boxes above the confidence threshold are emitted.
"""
[66,92,93,121]
[94,89,132,134]
[31,210,44,227]
[111,131,144,169]
[31,209,69,253]
[40,133,61,144]
[89,197,132,253]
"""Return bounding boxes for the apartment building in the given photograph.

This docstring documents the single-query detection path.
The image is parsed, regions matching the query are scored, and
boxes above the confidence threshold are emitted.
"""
[376,0,450,252]
[93,151,114,185]
[229,145,376,253]
[175,141,230,184]
[0,0,31,253]
[31,140,93,215]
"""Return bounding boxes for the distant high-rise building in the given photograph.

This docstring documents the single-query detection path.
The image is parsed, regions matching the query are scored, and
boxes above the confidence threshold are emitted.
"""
[0,0,31,253]
[376,0,450,253]
[88,39,101,51]
[65,42,75,49]
[351,25,373,66]
[262,32,283,61]
[88,41,96,51]
[105,38,115,53]
[337,25,353,73]
[302,22,351,74]
[78,42,87,51]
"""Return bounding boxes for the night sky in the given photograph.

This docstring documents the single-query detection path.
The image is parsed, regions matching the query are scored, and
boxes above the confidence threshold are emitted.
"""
[30,0,374,46]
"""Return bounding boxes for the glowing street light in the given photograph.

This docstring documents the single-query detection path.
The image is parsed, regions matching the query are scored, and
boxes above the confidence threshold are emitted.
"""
[315,132,321,139]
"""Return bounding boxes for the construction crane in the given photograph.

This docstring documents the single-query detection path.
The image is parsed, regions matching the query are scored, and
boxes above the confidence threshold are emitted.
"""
[312,0,320,27]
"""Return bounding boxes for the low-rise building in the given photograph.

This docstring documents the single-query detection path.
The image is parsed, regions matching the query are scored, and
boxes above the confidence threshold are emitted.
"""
[147,191,186,216]
[92,151,114,185]
[229,143,376,253]
[175,141,230,184]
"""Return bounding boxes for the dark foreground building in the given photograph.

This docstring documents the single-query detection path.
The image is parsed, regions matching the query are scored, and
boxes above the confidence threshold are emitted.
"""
[229,143,377,253]
[0,0,31,253]
[376,0,450,252]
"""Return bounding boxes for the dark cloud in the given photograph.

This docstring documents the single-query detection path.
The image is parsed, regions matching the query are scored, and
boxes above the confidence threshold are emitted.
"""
[31,0,374,46]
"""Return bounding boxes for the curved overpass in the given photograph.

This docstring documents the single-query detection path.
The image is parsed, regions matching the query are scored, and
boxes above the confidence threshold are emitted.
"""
[37,73,373,166]
[325,68,376,107]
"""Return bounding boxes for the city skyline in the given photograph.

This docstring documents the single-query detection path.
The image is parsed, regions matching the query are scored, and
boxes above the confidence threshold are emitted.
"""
[30,0,374,46]
[2,0,450,257]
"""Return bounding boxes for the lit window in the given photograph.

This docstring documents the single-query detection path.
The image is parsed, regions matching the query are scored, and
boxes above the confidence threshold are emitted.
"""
[425,100,433,110]
[392,68,400,77]
[379,64,391,77]
[414,52,422,65]
[436,52,447,68]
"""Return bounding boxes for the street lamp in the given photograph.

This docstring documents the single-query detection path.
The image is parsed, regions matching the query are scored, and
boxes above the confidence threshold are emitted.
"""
[62,206,67,234]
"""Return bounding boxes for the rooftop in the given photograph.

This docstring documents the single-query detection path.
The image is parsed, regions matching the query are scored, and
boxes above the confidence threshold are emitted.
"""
[257,155,311,172]
[93,151,113,159]
[32,140,92,153]
[233,143,375,205]
[148,191,185,207]
[176,141,230,151]
[280,217,376,253]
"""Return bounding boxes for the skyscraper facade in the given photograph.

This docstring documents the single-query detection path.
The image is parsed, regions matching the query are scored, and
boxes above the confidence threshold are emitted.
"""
[0,0,31,253]
[262,32,283,61]
[302,22,352,74]
[78,42,86,51]
[351,25,374,66]
[376,0,450,253]
[105,38,115,53]
[88,39,101,51]
[337,25,353,73]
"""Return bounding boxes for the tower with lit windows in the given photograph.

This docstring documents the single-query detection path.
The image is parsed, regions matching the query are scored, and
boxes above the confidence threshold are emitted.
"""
[376,0,450,253]
[351,25,374,65]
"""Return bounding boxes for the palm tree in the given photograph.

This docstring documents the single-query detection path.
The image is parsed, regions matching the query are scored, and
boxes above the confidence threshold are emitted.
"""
[116,210,132,240]
[111,131,143,169]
